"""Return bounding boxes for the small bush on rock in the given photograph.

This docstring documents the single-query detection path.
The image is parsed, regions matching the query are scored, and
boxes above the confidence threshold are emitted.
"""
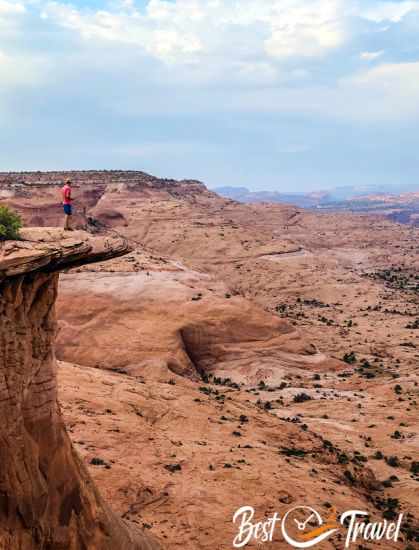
[0,206,22,240]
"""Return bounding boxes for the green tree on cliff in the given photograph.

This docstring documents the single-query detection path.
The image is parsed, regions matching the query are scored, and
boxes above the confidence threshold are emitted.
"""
[0,206,22,240]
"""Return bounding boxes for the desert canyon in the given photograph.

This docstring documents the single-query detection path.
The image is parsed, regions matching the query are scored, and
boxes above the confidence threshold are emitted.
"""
[0,171,417,549]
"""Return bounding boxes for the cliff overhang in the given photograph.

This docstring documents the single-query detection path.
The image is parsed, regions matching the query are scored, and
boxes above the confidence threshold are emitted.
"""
[0,228,159,550]
[0,227,131,280]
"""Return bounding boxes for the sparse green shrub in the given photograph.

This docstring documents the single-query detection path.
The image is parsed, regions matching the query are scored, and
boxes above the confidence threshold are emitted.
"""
[90,457,106,466]
[293,392,312,403]
[344,470,355,484]
[0,206,22,240]
[164,463,181,473]
[343,351,357,364]
[386,456,400,468]
[281,447,307,458]
[338,453,349,464]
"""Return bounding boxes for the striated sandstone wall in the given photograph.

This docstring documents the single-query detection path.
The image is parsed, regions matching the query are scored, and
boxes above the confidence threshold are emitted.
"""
[0,230,160,550]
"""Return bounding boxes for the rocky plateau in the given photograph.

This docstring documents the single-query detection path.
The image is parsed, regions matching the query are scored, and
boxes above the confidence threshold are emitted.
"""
[0,171,417,549]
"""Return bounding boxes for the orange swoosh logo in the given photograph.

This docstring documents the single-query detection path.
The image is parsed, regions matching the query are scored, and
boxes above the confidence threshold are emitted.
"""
[300,521,339,541]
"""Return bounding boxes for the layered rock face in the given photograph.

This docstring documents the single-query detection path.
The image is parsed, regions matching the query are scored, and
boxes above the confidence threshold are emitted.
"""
[0,229,159,550]
[0,171,213,230]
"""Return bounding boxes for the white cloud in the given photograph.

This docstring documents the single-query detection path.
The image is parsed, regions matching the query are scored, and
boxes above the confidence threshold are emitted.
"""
[146,0,207,22]
[1,0,419,125]
[0,0,25,15]
[30,0,418,91]
[335,62,419,120]
[0,49,48,87]
[229,61,419,121]
[42,1,203,63]
[359,1,419,22]
[41,0,347,66]
[265,0,346,58]
[345,61,419,104]
[0,0,25,33]
[360,50,384,61]
[0,3,48,85]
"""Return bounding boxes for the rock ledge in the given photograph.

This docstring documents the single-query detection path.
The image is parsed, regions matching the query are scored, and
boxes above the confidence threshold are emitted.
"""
[0,228,131,279]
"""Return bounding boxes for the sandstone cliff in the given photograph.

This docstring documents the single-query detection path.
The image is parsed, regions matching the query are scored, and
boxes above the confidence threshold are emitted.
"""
[0,229,160,550]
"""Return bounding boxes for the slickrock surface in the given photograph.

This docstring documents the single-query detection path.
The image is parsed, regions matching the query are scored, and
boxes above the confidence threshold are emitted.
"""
[56,263,340,383]
[0,229,159,550]
[56,251,418,549]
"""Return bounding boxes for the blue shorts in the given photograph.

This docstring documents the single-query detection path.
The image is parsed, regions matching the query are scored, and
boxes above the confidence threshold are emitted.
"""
[63,204,72,215]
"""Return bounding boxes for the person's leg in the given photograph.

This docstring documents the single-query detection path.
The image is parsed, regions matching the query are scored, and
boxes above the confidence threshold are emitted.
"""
[63,205,72,230]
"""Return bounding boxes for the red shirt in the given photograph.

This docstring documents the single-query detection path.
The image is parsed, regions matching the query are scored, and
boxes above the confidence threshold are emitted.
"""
[62,185,72,205]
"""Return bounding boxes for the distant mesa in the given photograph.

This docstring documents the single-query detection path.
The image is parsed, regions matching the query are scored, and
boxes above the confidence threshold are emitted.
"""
[214,183,419,223]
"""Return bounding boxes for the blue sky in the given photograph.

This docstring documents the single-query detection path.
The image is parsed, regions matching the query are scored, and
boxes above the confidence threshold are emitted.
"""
[1,0,419,191]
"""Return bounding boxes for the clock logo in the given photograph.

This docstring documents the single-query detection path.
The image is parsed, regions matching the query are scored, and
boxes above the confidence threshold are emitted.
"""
[281,506,339,548]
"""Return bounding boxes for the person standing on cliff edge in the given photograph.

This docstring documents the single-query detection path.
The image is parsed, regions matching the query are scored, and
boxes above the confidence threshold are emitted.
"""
[62,180,73,231]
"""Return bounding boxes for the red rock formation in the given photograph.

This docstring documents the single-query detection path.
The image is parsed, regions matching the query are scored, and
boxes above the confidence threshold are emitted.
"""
[0,229,160,549]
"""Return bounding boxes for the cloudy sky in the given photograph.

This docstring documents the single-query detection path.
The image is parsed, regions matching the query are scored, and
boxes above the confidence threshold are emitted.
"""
[1,0,419,191]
